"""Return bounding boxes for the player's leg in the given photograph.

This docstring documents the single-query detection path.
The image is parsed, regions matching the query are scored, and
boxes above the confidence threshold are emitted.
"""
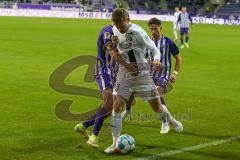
[180,28,184,49]
[148,97,166,118]
[148,96,183,133]
[173,24,178,41]
[74,108,97,139]
[185,29,189,48]
[155,78,171,120]
[135,80,169,121]
[75,74,112,147]
[87,88,113,148]
[159,97,171,133]
[112,96,125,144]
[86,73,113,147]
[154,78,170,133]
[105,68,131,153]
[75,108,99,140]
[156,86,170,133]
[121,93,134,120]
[159,94,183,133]
[155,78,183,134]
[173,29,178,41]
[142,81,173,129]
[104,95,125,153]
[156,79,183,133]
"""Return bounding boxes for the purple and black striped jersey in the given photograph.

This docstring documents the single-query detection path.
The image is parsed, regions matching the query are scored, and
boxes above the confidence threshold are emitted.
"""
[94,25,118,82]
[146,35,179,79]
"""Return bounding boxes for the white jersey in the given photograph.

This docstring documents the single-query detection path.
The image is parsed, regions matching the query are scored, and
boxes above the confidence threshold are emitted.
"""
[113,23,160,65]
[173,11,181,24]
[178,12,192,28]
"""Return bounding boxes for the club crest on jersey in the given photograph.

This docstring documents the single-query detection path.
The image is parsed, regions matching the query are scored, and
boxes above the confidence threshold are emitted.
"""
[119,41,132,49]
[104,32,111,40]
[126,35,132,42]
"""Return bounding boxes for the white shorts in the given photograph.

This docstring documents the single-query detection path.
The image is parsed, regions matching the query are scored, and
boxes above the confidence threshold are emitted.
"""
[113,66,159,102]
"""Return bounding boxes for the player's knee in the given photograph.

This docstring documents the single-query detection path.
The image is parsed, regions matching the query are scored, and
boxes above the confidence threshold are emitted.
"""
[157,87,165,95]
[157,105,163,113]
[113,96,124,113]
[102,89,113,110]
[153,105,163,113]
[103,96,113,110]
[149,98,163,113]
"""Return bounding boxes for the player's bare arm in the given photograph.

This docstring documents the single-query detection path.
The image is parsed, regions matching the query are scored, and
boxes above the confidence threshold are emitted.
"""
[106,42,138,75]
[169,54,182,83]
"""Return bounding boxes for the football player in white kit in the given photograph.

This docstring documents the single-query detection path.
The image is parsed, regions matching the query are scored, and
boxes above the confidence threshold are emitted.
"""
[173,6,181,41]
[104,8,174,154]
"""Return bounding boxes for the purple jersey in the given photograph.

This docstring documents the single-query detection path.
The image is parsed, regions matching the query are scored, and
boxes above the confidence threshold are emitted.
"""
[146,35,179,80]
[94,25,118,91]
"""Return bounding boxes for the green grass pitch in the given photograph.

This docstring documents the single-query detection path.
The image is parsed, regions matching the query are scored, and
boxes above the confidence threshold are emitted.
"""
[0,16,240,160]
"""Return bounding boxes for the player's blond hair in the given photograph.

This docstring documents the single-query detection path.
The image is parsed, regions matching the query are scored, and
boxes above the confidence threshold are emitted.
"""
[111,8,129,22]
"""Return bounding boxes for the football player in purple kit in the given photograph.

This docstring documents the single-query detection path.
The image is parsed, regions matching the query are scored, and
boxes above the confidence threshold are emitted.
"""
[177,6,193,49]
[74,24,132,148]
[147,17,183,134]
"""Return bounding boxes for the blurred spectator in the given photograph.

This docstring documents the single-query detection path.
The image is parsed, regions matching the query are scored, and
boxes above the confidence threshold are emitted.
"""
[103,7,109,13]
[98,0,104,5]
[116,1,123,8]
[205,6,209,13]
[144,2,149,9]
[128,0,135,8]
[81,0,86,5]
[229,14,235,20]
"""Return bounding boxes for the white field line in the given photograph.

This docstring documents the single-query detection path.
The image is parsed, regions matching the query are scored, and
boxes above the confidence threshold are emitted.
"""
[136,136,240,160]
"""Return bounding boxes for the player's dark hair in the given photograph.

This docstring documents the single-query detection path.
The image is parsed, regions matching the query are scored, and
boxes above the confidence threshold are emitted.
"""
[148,18,162,26]
[112,8,129,22]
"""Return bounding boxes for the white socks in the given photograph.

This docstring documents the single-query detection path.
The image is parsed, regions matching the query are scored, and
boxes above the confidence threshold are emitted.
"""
[111,111,122,145]
[121,110,131,120]
[160,104,173,122]
[174,30,178,40]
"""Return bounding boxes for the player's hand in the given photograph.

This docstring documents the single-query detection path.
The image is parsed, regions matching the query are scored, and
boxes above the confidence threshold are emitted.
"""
[111,35,119,44]
[106,42,116,51]
[126,64,138,76]
[169,73,177,83]
[149,60,162,71]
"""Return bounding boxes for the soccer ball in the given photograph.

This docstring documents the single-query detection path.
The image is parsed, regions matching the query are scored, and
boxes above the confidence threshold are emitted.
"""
[116,134,135,154]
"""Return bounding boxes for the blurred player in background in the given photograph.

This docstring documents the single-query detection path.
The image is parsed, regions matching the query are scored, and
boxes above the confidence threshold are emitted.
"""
[147,17,183,134]
[74,24,132,148]
[173,6,181,41]
[177,6,192,49]
[104,8,175,154]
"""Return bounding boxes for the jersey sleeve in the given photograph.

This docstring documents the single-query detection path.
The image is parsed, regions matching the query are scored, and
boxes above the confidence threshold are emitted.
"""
[103,31,113,47]
[188,13,193,24]
[167,38,179,56]
[177,14,181,24]
[138,31,161,60]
